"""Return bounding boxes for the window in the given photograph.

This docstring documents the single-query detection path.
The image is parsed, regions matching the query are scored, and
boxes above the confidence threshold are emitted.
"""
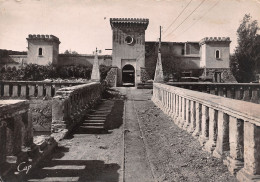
[38,48,43,56]
[215,50,220,59]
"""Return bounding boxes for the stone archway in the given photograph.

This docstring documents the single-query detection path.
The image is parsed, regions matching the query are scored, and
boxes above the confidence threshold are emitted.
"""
[122,64,135,86]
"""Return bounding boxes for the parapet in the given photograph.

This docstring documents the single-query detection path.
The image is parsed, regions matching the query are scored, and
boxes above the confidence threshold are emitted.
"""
[110,18,149,30]
[27,34,60,44]
[199,37,231,45]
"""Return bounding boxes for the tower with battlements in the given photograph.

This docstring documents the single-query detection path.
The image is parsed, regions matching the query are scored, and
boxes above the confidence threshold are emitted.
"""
[110,18,149,86]
[27,34,60,65]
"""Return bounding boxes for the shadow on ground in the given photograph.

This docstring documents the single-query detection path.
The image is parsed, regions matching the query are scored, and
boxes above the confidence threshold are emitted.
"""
[26,146,120,182]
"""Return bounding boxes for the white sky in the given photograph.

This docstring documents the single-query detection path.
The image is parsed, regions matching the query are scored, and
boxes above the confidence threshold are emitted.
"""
[0,0,259,54]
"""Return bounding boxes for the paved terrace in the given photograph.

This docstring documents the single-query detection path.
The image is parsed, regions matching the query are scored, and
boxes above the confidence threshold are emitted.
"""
[24,88,236,182]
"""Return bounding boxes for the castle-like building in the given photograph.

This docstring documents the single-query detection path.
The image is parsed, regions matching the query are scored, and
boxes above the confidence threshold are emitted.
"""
[0,18,236,85]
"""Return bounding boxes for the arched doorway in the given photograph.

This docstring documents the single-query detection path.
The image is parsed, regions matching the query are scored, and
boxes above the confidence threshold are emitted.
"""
[122,64,135,86]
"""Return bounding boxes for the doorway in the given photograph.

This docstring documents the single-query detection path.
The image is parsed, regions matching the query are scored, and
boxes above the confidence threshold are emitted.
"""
[122,64,135,86]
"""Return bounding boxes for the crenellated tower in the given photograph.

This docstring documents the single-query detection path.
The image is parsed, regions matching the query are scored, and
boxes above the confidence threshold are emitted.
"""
[110,18,149,86]
[27,34,60,65]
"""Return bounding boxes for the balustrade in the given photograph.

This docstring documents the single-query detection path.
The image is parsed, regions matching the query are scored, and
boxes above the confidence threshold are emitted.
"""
[0,81,83,98]
[167,82,260,104]
[152,83,260,181]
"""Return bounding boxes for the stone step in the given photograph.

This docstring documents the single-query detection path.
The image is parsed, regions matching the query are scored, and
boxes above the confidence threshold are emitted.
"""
[84,119,105,123]
[80,126,104,129]
[87,114,108,117]
[87,116,107,120]
[82,122,104,126]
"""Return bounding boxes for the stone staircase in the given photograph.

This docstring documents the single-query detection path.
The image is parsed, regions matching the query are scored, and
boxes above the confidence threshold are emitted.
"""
[81,99,114,130]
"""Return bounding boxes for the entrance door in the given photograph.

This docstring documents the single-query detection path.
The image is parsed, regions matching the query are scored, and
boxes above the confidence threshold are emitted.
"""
[122,64,135,86]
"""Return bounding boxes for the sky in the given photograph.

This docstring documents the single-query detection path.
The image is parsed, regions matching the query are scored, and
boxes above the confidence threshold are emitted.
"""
[0,0,260,55]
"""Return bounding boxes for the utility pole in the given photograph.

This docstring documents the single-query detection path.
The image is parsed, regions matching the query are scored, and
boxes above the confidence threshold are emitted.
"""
[159,26,162,53]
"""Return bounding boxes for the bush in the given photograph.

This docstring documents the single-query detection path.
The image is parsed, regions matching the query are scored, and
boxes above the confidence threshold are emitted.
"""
[0,64,111,81]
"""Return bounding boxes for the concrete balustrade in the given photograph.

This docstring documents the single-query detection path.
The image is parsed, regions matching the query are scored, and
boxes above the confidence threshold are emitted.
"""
[167,82,260,104]
[0,100,33,176]
[51,82,103,141]
[152,83,260,182]
[0,81,83,98]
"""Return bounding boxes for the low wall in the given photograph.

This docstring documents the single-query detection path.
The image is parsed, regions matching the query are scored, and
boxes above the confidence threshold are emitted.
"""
[152,83,260,182]
[0,100,57,180]
[51,82,103,141]
[0,81,84,98]
[167,82,260,104]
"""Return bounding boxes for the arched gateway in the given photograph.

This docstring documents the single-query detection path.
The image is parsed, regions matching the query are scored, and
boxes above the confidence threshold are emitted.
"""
[122,64,135,86]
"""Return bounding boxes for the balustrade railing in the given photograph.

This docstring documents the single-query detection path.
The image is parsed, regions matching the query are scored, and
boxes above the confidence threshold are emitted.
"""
[0,81,84,98]
[167,82,260,104]
[152,83,260,182]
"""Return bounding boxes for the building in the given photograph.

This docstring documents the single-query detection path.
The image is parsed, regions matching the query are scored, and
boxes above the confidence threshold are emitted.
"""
[0,18,236,84]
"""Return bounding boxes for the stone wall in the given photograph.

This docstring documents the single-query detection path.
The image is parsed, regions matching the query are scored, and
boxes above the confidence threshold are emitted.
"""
[51,82,103,141]
[152,83,260,182]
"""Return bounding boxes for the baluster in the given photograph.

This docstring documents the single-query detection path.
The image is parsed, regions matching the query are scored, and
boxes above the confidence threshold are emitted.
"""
[4,84,10,97]
[199,105,209,146]
[213,112,229,158]
[214,87,218,95]
[187,100,196,133]
[28,84,35,97]
[250,87,259,104]
[223,116,244,175]
[237,122,260,182]
[12,84,18,97]
[210,86,215,95]
[37,84,44,97]
[204,108,218,153]
[223,87,227,97]
[183,99,190,130]
[20,84,27,97]
[243,87,250,101]
[218,86,224,96]
[45,84,52,97]
[178,97,186,128]
[173,95,179,124]
[192,102,202,138]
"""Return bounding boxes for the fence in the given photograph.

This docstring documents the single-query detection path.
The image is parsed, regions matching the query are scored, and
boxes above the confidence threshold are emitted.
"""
[152,82,260,182]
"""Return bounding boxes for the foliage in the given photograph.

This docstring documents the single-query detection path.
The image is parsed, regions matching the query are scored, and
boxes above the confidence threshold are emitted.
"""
[64,50,79,55]
[0,63,111,81]
[230,14,260,82]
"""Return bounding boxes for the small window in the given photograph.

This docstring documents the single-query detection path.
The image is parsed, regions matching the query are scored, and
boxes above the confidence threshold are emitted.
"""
[38,48,43,56]
[215,50,220,59]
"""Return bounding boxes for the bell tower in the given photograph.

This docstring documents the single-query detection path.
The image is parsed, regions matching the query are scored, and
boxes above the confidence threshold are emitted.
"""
[110,18,149,86]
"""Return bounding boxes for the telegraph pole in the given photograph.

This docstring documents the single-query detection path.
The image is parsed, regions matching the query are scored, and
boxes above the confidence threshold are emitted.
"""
[159,26,162,53]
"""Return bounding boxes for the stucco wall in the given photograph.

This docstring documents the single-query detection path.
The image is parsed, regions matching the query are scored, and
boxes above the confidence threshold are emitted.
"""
[200,42,230,69]
[27,41,55,65]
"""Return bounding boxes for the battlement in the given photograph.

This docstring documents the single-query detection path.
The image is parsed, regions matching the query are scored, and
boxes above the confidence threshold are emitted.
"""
[110,18,149,30]
[199,37,231,45]
[27,34,60,44]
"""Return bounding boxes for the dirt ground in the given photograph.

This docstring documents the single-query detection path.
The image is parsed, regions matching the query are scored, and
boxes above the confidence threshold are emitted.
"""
[128,88,237,182]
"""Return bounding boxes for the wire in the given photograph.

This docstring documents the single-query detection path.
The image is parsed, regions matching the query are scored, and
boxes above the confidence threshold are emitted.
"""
[164,0,207,39]
[177,0,220,38]
[163,0,193,35]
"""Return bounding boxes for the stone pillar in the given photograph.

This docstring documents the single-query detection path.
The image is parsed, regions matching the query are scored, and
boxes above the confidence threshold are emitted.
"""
[12,84,18,97]
[45,85,52,97]
[187,101,196,133]
[183,99,190,129]
[213,111,229,158]
[250,88,259,104]
[199,105,209,146]
[37,85,44,97]
[237,122,260,182]
[204,108,218,153]
[192,102,202,138]
[178,97,185,127]
[91,51,100,82]
[243,88,250,101]
[28,84,35,97]
[174,95,179,124]
[223,116,244,175]
[4,84,9,97]
[20,85,27,97]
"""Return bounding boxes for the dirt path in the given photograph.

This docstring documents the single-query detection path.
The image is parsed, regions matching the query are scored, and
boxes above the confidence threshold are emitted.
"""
[128,88,237,182]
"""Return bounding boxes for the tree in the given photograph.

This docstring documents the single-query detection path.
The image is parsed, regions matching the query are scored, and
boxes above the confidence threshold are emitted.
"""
[64,50,79,55]
[230,14,260,82]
